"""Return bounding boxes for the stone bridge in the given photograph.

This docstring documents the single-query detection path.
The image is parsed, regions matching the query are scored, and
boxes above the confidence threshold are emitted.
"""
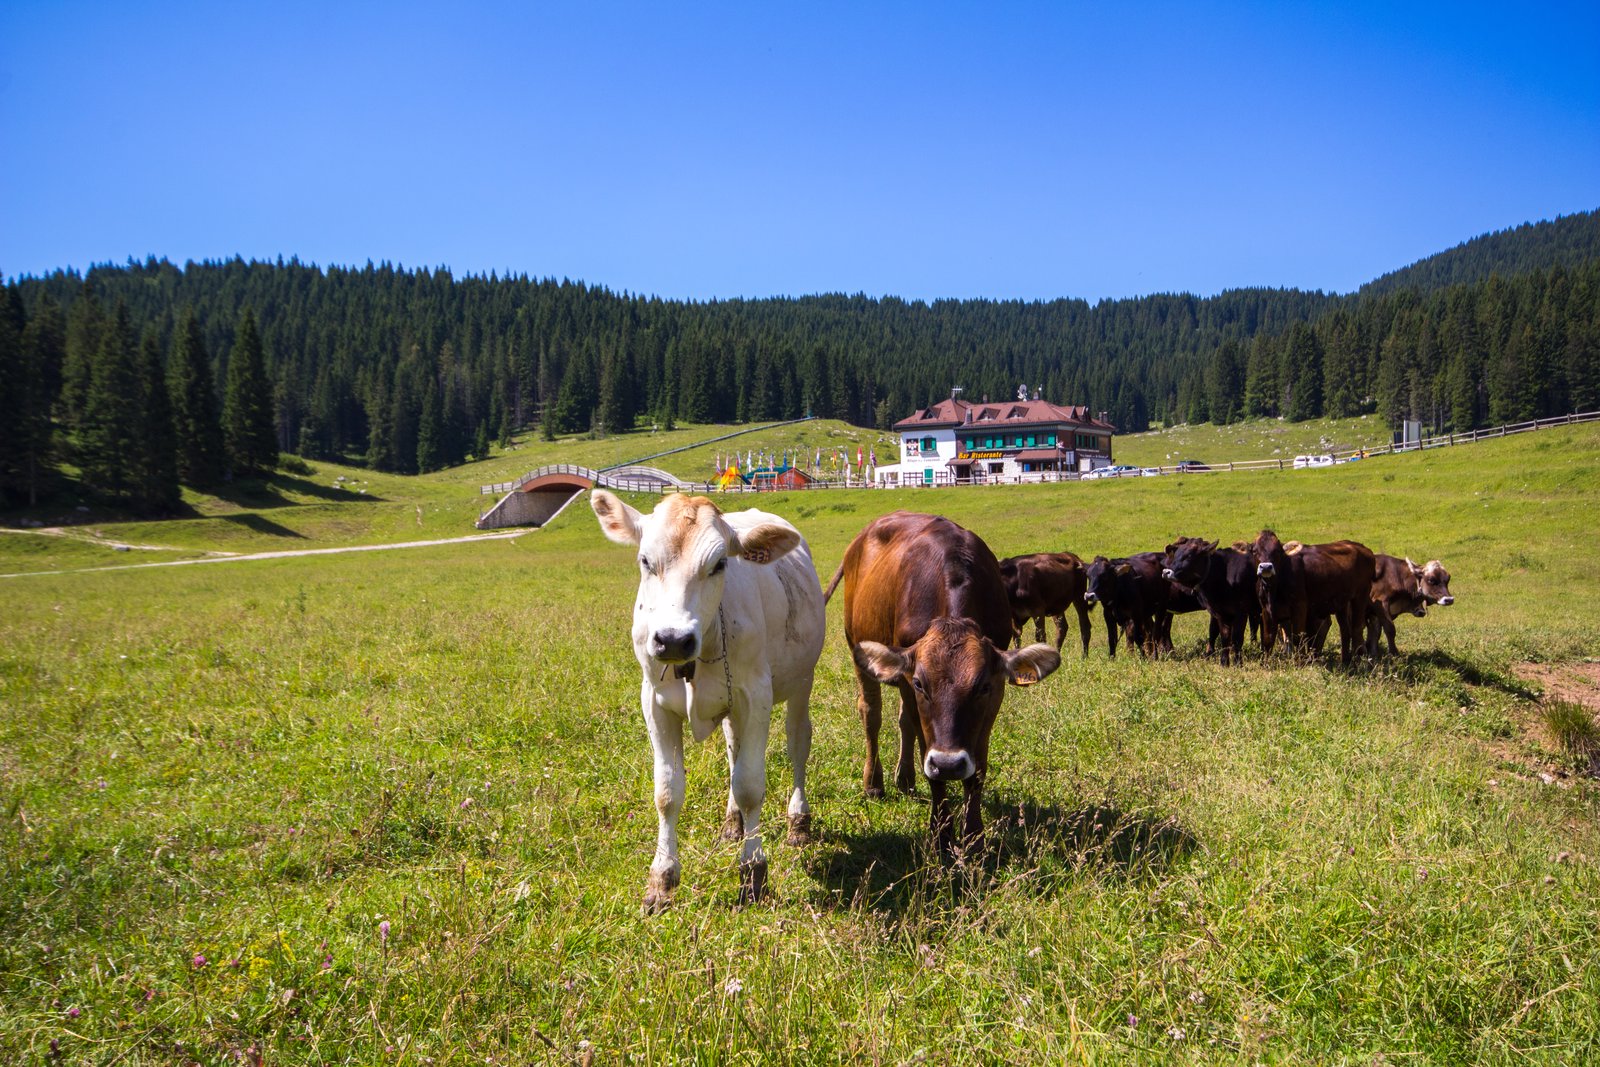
[475,464,694,530]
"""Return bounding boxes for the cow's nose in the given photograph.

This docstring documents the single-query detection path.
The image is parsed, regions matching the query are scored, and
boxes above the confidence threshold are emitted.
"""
[1083,592,1098,605]
[1438,596,1454,606]
[923,748,975,781]
[651,627,698,662]
[1257,562,1273,576]
[1161,568,1176,580]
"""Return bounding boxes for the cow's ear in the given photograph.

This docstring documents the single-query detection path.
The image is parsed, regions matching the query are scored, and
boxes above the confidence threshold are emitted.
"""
[1206,539,1220,552]
[591,490,643,547]
[1114,563,1132,577]
[855,641,912,684]
[731,523,800,565]
[1000,643,1060,687]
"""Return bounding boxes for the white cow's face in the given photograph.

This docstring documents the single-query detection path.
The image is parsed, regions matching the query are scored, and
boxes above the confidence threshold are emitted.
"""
[591,491,799,666]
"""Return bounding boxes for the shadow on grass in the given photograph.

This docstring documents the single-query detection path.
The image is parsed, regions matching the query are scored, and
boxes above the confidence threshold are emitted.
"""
[218,513,309,539]
[1386,648,1538,701]
[204,474,382,510]
[806,794,1198,917]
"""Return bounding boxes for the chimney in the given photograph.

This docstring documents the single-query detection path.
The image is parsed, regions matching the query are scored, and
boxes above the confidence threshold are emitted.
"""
[964,408,973,424]
[1032,386,1040,401]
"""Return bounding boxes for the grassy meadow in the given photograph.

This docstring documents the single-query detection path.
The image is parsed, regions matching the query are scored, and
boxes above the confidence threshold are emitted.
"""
[3,423,1599,1064]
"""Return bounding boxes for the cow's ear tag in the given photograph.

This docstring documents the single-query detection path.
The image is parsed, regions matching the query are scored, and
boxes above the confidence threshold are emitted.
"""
[1012,665,1040,686]
[741,547,770,564]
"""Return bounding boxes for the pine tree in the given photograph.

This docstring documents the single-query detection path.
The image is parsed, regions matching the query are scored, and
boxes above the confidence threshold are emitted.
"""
[364,378,395,471]
[60,283,103,429]
[416,380,444,472]
[167,308,225,485]
[135,330,181,512]
[1243,333,1278,417]
[222,308,278,477]
[1283,322,1324,421]
[79,301,142,501]
[0,285,29,505]
[10,292,66,505]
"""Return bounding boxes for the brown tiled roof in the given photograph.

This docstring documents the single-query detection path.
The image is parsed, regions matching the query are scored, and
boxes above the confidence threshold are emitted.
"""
[895,397,1116,433]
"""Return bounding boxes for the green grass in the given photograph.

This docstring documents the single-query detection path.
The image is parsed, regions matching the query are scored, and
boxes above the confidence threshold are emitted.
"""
[1116,414,1395,467]
[3,426,1599,1063]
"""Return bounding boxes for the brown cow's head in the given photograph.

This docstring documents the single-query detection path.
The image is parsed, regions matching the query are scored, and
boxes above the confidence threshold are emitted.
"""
[1083,556,1130,606]
[1162,537,1217,588]
[1252,529,1286,579]
[1416,559,1454,609]
[591,490,799,666]
[855,617,1059,782]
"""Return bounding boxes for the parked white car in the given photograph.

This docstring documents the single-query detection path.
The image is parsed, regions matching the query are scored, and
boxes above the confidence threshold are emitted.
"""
[1085,464,1142,480]
[1292,454,1335,469]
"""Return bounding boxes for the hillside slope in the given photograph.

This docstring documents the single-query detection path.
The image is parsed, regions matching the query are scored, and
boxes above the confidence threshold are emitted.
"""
[1360,208,1600,297]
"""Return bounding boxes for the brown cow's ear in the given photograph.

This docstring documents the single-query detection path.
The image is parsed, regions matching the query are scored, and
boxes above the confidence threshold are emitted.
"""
[1001,643,1060,687]
[856,641,912,684]
[591,490,643,546]
[731,523,801,565]
[1114,563,1132,577]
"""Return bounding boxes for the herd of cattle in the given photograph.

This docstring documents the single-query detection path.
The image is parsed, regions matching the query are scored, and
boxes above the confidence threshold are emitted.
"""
[588,490,1454,912]
[1000,531,1454,667]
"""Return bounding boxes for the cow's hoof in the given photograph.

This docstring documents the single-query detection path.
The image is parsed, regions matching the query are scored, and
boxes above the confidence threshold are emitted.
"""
[895,770,917,794]
[737,859,768,905]
[641,868,679,915]
[786,812,813,845]
[720,809,745,842]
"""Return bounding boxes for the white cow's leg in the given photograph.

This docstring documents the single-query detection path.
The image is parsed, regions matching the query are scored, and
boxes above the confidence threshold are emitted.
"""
[784,683,814,844]
[729,690,772,904]
[720,716,744,842]
[642,687,686,914]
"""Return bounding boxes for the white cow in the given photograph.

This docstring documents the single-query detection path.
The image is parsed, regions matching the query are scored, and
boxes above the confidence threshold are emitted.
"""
[590,490,825,912]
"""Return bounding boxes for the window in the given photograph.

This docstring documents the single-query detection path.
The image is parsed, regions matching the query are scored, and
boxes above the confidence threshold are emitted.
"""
[1046,434,1056,446]
[921,437,936,453]
[1026,434,1036,447]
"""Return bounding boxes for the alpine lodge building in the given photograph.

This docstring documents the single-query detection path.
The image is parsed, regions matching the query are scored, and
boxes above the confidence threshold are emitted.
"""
[877,391,1117,486]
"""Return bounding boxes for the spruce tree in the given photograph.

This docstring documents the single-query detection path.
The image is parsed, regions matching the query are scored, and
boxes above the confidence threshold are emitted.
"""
[79,301,142,501]
[222,308,278,477]
[10,292,66,505]
[0,285,28,505]
[167,308,224,485]
[60,283,103,430]
[416,381,443,472]
[135,330,181,512]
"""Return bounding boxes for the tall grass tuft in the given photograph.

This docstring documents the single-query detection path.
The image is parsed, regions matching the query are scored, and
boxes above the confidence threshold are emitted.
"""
[1540,698,1600,757]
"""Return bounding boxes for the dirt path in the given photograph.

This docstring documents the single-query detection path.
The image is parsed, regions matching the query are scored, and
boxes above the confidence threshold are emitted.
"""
[0,530,527,579]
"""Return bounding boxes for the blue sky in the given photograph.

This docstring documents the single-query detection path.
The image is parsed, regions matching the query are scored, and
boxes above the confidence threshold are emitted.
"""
[1,2,1595,301]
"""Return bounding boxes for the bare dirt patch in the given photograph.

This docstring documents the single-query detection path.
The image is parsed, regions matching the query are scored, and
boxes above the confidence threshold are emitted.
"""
[1513,660,1600,712]
[1496,661,1600,784]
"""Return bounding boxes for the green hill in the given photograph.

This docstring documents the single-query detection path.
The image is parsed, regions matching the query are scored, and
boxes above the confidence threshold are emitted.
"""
[1360,208,1600,297]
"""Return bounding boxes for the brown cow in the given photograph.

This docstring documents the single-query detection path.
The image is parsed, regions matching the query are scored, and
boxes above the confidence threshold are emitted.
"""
[825,512,1060,856]
[1253,531,1376,664]
[1367,555,1455,656]
[998,552,1093,657]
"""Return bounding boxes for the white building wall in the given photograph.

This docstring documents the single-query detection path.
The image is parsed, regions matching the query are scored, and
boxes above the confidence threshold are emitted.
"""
[892,427,960,485]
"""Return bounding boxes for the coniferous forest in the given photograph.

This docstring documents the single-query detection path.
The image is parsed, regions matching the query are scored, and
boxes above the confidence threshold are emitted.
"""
[2,210,1598,512]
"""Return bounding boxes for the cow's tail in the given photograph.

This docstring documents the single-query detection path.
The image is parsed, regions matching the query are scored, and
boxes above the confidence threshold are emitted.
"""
[822,560,846,604]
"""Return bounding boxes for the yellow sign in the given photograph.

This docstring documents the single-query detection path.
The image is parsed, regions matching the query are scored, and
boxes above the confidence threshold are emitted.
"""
[958,451,1004,460]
